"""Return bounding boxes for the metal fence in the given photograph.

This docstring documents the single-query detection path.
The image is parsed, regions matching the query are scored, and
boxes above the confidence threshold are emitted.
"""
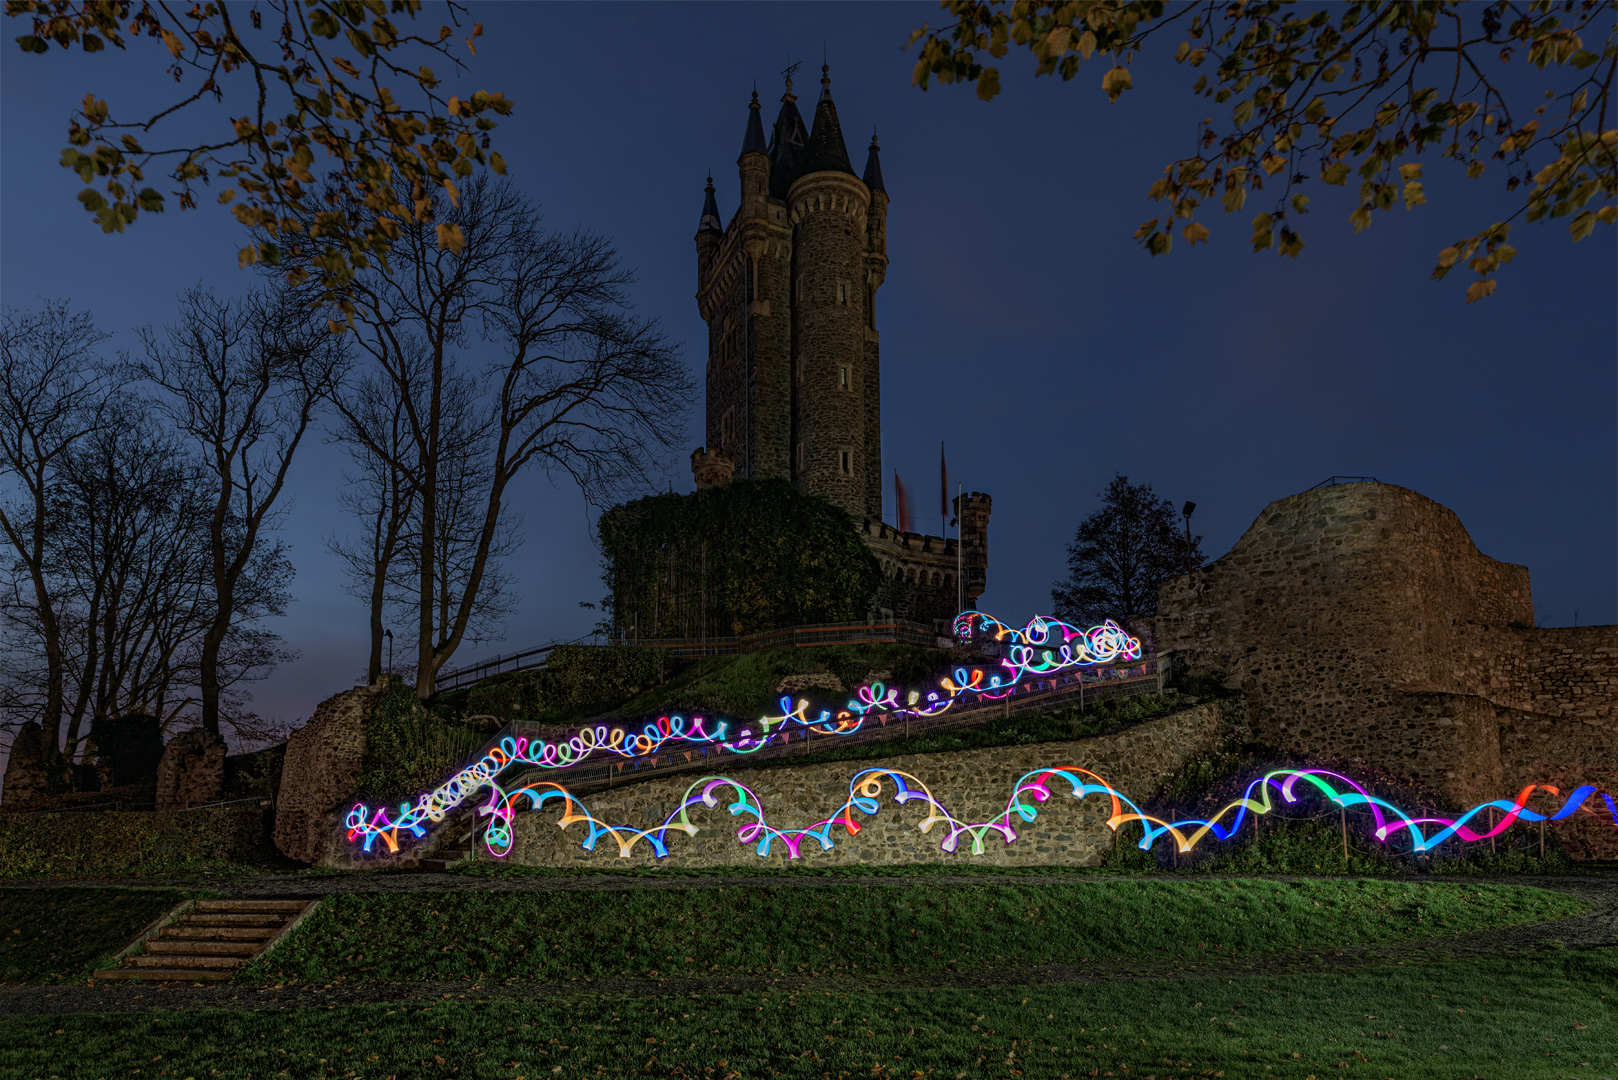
[432,620,954,691]
[473,655,1166,801]
[434,643,568,692]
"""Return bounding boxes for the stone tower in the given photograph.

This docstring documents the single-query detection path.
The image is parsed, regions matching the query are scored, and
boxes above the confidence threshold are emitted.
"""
[693,65,887,520]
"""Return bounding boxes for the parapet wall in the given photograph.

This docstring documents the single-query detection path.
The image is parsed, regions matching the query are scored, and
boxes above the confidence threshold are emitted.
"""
[1155,481,1615,855]
[507,701,1225,869]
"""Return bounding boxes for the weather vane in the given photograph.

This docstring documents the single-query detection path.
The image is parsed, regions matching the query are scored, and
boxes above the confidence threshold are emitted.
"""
[781,57,801,84]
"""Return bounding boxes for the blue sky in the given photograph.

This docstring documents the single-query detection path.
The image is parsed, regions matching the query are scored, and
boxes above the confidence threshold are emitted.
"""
[2,2,1613,737]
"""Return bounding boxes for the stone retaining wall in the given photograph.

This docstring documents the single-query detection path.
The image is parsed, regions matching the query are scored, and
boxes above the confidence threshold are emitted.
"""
[505,701,1224,870]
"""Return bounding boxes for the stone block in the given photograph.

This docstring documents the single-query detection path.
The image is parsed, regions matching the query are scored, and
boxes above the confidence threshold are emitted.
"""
[155,728,227,809]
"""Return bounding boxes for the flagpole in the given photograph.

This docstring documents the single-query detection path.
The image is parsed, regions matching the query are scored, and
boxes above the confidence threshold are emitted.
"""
[956,480,963,617]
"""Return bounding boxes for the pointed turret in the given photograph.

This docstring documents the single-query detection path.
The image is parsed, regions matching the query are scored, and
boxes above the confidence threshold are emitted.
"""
[696,175,722,235]
[767,75,809,200]
[804,63,855,176]
[739,90,767,158]
[862,133,885,193]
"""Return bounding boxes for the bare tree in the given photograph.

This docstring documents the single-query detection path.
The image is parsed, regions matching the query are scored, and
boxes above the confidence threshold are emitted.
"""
[327,349,422,686]
[129,286,343,738]
[326,176,693,699]
[0,301,108,772]
[2,393,300,761]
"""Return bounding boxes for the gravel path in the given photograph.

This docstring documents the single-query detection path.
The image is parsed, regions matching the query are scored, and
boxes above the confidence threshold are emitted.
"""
[2,872,1612,1018]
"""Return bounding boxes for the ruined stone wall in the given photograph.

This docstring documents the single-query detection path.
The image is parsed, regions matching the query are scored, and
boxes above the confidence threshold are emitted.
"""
[507,702,1224,870]
[273,681,382,864]
[1155,482,1615,837]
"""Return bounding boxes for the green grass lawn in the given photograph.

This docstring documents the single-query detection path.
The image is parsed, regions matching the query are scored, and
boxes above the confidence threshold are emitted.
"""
[4,949,1614,1079]
[237,880,1587,985]
[0,887,198,983]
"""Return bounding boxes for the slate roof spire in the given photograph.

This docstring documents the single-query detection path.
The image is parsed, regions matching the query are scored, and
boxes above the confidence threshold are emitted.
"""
[767,70,810,199]
[862,132,885,194]
[697,174,722,234]
[739,89,767,158]
[804,62,855,177]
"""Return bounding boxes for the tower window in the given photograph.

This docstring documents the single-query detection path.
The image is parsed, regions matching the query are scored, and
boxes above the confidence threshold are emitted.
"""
[839,365,848,389]
[795,442,804,472]
[838,283,846,303]
[840,450,851,475]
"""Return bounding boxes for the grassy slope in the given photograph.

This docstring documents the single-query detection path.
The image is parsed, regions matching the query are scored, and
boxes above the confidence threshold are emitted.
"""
[3,950,1613,1079]
[0,887,196,983]
[235,880,1586,985]
[601,643,955,723]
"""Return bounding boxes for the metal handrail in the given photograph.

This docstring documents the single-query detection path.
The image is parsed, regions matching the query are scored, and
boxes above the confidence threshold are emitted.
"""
[432,619,956,691]
[465,656,1166,803]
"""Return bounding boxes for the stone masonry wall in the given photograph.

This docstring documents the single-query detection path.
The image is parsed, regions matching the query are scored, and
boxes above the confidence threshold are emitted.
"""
[1155,482,1615,854]
[507,702,1224,870]
[273,681,384,863]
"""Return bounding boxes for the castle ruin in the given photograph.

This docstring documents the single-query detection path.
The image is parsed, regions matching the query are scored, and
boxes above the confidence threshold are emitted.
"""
[1156,480,1616,857]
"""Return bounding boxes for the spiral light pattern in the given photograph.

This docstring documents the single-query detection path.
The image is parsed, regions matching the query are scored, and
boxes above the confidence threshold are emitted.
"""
[345,612,1143,847]
[347,759,1617,862]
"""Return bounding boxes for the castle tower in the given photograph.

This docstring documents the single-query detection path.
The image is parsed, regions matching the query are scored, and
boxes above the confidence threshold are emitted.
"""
[689,63,988,628]
[693,65,885,521]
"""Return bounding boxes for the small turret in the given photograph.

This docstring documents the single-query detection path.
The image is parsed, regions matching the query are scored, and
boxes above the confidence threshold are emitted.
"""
[739,89,767,157]
[695,174,722,287]
[737,91,769,219]
[861,133,885,194]
[954,492,993,603]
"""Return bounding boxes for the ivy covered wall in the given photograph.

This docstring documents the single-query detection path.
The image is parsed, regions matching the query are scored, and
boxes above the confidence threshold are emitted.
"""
[599,478,882,639]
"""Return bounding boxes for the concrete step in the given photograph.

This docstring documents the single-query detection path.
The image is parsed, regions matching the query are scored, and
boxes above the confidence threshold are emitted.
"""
[94,967,233,982]
[127,954,243,970]
[180,913,289,927]
[160,926,277,941]
[194,899,308,913]
[145,940,261,956]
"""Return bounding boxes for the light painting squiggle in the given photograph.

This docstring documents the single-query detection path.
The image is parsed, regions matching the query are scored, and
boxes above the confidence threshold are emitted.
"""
[346,761,1617,863]
[345,612,1144,846]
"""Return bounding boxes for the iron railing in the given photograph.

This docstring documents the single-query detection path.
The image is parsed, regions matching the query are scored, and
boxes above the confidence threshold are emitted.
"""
[432,619,956,691]
[452,655,1166,805]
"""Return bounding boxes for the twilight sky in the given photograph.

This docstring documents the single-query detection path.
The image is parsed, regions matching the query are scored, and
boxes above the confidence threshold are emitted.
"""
[2,2,1614,742]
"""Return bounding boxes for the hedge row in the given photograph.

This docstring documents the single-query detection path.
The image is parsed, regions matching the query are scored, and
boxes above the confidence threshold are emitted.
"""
[0,805,271,877]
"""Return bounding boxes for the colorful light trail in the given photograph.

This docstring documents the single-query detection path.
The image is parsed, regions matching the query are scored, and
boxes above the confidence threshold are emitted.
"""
[345,612,1145,845]
[346,760,1617,864]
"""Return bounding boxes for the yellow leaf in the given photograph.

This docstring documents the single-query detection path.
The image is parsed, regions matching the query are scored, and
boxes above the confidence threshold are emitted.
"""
[1101,66,1132,103]
[1260,154,1286,176]
[1465,279,1497,303]
[1402,181,1426,209]
[1182,221,1210,245]
[435,222,465,254]
[1077,31,1096,60]
[1398,163,1423,182]
[160,29,182,58]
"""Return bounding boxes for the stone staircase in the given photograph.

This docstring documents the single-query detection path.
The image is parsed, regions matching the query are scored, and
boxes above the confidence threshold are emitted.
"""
[417,822,479,872]
[95,899,318,982]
